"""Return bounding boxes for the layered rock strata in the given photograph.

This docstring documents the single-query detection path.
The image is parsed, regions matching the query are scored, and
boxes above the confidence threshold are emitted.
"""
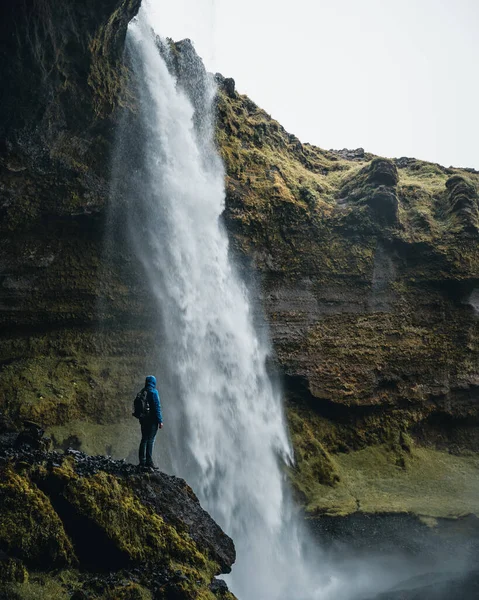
[215,77,479,525]
[0,0,478,540]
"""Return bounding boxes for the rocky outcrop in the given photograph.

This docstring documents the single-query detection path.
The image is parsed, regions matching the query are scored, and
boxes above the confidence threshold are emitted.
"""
[445,175,479,232]
[337,158,400,224]
[0,423,236,599]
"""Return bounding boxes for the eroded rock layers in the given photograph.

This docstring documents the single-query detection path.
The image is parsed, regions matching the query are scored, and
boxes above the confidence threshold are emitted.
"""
[215,78,479,524]
[0,0,478,552]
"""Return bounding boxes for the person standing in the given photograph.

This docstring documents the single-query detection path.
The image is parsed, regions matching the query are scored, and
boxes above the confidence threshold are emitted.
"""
[135,375,163,468]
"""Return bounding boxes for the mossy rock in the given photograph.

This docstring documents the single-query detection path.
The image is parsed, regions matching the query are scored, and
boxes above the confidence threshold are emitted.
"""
[286,403,479,520]
[0,467,75,568]
[103,582,152,600]
[0,557,29,584]
[445,175,479,232]
[0,449,236,599]
[33,462,215,575]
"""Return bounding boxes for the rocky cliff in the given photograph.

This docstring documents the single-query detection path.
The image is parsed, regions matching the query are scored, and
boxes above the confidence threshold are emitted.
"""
[0,0,478,557]
[0,0,160,456]
[216,78,479,527]
[0,420,236,599]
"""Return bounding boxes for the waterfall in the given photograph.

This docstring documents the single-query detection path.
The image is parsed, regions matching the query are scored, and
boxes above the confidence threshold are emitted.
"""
[109,6,412,600]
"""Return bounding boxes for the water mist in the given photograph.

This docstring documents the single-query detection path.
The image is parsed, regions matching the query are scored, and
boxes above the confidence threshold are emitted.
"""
[109,6,416,599]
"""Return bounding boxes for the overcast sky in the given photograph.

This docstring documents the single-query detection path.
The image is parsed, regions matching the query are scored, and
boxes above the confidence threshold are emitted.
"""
[146,0,479,169]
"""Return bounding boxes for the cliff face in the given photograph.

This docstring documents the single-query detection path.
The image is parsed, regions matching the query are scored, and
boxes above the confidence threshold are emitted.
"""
[215,79,479,520]
[0,0,478,534]
[0,0,162,455]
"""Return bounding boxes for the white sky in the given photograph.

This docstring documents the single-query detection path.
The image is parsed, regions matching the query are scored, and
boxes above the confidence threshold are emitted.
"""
[146,0,479,169]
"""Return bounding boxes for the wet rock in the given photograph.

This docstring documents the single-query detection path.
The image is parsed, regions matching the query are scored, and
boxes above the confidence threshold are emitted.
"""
[0,413,18,448]
[215,74,236,98]
[223,78,236,98]
[366,158,399,187]
[395,156,417,169]
[367,187,399,224]
[210,577,230,595]
[70,592,89,600]
[164,38,212,129]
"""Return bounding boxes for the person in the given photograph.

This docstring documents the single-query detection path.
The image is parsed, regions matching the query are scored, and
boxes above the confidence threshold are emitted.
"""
[138,375,163,468]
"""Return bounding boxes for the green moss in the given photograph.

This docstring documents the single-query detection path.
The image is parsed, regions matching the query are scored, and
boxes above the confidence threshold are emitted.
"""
[218,86,479,271]
[0,558,29,584]
[2,570,87,600]
[3,571,155,600]
[0,467,75,568]
[286,399,479,520]
[301,443,479,518]
[5,577,70,600]
[0,324,157,457]
[34,462,220,584]
[0,458,233,598]
[48,420,136,457]
[103,582,152,600]
[288,407,340,500]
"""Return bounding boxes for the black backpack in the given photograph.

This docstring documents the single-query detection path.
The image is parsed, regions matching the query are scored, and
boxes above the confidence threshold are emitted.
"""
[132,389,150,419]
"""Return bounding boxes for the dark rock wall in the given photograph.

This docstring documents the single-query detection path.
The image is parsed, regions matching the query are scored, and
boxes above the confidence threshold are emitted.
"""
[0,0,159,443]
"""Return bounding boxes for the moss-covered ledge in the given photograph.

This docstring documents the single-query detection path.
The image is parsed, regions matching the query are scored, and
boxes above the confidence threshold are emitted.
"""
[287,401,479,531]
[0,433,236,600]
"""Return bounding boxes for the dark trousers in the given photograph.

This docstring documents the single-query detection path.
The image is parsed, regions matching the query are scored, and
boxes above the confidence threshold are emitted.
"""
[139,418,158,466]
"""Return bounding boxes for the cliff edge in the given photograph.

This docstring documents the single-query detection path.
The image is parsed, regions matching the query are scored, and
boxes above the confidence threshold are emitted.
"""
[0,419,236,599]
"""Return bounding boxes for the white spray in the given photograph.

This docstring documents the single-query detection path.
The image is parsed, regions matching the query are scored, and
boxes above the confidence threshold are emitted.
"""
[115,6,413,599]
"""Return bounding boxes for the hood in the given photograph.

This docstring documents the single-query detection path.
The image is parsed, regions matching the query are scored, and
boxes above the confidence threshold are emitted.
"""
[145,375,157,389]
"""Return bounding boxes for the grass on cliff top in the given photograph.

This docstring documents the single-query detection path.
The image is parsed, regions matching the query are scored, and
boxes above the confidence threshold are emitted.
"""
[217,88,479,245]
[300,443,479,519]
[217,89,369,209]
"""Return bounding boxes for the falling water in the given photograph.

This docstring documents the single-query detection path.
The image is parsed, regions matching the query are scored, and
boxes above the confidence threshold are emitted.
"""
[109,6,416,599]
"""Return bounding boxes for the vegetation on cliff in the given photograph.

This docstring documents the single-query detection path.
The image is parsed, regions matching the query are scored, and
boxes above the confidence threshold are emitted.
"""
[0,0,478,538]
[215,76,479,524]
[0,426,236,600]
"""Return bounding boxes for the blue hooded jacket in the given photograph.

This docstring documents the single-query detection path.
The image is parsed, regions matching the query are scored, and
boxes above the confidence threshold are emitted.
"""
[144,375,163,424]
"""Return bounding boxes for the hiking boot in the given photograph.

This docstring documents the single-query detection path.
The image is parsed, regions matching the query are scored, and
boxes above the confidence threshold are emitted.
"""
[145,462,157,469]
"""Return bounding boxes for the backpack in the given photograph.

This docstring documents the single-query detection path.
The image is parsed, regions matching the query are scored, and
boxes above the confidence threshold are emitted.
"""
[132,388,150,419]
